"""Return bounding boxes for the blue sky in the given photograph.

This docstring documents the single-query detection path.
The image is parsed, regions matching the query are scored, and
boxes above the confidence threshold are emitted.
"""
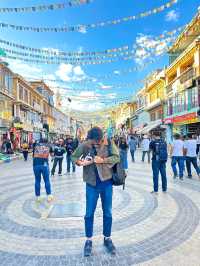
[0,0,199,111]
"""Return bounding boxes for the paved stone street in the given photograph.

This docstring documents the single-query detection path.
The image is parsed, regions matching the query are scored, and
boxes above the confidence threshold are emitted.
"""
[0,151,200,266]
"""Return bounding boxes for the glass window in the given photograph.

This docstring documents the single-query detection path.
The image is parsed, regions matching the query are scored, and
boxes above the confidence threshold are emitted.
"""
[24,89,28,103]
[150,112,156,121]
[19,86,23,100]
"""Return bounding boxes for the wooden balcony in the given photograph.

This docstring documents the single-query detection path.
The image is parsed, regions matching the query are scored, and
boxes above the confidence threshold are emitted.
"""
[180,67,196,84]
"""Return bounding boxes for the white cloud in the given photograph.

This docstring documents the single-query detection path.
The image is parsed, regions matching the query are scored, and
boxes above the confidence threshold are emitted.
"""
[114,70,120,75]
[98,82,113,90]
[6,59,42,78]
[73,66,85,76]
[165,10,179,22]
[134,33,174,65]
[55,63,86,82]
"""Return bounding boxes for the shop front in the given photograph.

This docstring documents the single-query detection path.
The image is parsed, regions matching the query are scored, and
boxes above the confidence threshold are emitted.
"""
[164,112,200,143]
[0,119,12,149]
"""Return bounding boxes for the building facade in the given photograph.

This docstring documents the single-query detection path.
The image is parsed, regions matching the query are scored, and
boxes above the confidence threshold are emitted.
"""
[0,62,15,146]
[164,12,200,143]
[141,70,166,135]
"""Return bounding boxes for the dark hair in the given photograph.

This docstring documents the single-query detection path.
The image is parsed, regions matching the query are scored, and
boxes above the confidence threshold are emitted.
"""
[174,133,180,140]
[87,127,103,142]
[130,136,134,139]
[153,131,161,137]
[187,133,193,139]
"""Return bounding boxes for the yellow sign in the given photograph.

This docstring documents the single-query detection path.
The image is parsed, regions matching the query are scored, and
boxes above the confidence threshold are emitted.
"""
[14,123,23,129]
[174,118,199,126]
[0,111,12,120]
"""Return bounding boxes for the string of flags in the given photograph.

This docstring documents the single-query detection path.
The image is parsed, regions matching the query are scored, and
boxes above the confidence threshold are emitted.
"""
[0,35,177,65]
[0,0,178,33]
[0,25,183,57]
[24,57,160,87]
[0,1,92,13]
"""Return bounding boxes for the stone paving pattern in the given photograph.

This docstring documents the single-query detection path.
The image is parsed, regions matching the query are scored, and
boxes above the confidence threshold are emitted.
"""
[0,151,200,265]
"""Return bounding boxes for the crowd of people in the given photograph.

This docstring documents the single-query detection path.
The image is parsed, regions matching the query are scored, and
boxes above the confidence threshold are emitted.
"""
[9,127,200,257]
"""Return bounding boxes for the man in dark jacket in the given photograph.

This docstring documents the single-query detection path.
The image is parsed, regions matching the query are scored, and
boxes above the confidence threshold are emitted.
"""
[66,137,76,173]
[72,127,119,257]
[149,132,168,194]
[50,139,66,177]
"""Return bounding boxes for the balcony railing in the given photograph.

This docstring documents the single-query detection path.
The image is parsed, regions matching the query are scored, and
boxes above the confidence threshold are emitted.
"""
[180,67,196,84]
[166,83,173,94]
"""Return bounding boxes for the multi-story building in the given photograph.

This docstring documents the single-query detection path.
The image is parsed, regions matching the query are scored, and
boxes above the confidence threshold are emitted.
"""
[53,107,70,138]
[12,75,43,144]
[164,10,200,143]
[30,81,55,139]
[141,70,166,135]
[0,62,15,146]
[132,87,150,134]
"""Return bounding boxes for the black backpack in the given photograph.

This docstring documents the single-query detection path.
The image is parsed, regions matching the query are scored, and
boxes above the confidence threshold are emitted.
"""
[154,139,168,162]
[107,140,127,189]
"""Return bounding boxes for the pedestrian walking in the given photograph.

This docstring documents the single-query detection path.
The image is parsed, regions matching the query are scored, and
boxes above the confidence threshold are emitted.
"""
[128,136,137,162]
[149,132,168,194]
[72,127,120,257]
[50,139,66,177]
[33,138,53,202]
[119,136,129,171]
[170,134,184,180]
[184,134,200,179]
[66,137,76,173]
[21,141,29,161]
[196,131,200,157]
[141,135,150,163]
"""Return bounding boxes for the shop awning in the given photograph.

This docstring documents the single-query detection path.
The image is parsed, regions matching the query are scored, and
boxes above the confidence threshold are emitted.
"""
[140,120,162,134]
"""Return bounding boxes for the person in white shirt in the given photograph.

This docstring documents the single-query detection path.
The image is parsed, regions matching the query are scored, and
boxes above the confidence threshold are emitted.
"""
[170,134,184,180]
[184,134,200,179]
[196,132,200,156]
[141,135,150,163]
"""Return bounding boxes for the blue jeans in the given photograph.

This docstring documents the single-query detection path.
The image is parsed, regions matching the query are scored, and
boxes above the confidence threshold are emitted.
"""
[120,149,128,169]
[152,160,167,192]
[85,183,113,238]
[33,164,51,197]
[130,150,135,162]
[67,154,76,172]
[142,151,150,163]
[171,156,184,178]
[186,157,200,177]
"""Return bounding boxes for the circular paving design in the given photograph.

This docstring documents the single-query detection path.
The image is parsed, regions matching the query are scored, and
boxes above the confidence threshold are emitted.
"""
[0,159,200,265]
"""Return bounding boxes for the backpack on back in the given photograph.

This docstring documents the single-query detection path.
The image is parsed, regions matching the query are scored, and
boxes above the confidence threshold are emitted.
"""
[154,140,168,162]
[107,139,127,189]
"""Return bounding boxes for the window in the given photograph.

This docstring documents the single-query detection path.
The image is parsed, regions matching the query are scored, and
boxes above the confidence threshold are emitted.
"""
[36,86,43,94]
[19,86,23,100]
[150,112,156,121]
[157,110,163,119]
[188,87,198,109]
[24,89,28,103]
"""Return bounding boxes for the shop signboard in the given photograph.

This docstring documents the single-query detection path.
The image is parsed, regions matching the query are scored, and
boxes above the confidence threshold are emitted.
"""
[13,122,23,129]
[165,112,199,125]
[173,112,199,125]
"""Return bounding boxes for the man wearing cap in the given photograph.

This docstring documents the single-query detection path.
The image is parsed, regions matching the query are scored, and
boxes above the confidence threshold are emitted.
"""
[72,127,120,257]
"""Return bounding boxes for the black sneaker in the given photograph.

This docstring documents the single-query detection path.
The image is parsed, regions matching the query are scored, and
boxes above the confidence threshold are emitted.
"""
[173,175,177,179]
[84,240,92,257]
[104,238,116,255]
[187,175,192,179]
